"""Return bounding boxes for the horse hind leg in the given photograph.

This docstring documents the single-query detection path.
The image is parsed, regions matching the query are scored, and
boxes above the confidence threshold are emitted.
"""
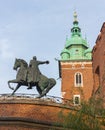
[36,86,42,95]
[37,79,56,98]
[37,82,51,98]
[40,79,56,97]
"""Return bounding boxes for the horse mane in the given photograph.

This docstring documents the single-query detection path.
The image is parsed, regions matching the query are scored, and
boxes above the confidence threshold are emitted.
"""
[18,59,28,67]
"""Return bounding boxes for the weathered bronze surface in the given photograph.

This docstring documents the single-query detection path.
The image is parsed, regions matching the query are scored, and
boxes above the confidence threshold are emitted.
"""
[8,57,56,97]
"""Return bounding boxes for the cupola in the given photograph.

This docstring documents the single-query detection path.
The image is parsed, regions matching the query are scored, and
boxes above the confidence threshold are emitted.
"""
[60,12,92,60]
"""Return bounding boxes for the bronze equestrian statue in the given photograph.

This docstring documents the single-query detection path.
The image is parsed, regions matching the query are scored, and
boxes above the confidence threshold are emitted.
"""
[8,57,56,98]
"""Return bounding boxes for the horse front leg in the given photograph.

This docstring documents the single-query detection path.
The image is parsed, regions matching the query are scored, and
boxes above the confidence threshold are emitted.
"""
[11,83,21,95]
[8,79,19,90]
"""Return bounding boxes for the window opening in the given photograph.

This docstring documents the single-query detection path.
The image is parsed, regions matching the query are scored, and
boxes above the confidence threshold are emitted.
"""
[73,95,80,105]
[75,72,83,87]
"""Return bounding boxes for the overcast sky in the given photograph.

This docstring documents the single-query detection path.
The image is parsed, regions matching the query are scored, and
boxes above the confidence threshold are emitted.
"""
[0,0,105,97]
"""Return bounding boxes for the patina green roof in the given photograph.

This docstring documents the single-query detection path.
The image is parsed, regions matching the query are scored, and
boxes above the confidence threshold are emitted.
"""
[84,48,92,53]
[60,12,92,61]
[65,35,88,48]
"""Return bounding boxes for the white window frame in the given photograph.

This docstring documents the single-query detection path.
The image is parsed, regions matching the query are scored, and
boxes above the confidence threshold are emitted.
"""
[74,72,83,87]
[73,95,80,105]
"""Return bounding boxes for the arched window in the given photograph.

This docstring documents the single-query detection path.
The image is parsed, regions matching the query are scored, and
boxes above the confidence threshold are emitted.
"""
[75,72,83,87]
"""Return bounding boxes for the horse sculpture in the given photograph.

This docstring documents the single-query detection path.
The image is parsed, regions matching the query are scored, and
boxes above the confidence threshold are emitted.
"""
[8,58,56,97]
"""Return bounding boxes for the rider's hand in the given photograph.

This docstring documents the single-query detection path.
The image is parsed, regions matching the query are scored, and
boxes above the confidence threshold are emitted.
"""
[46,61,49,64]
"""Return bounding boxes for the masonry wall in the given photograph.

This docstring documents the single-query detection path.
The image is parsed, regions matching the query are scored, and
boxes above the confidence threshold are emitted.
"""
[0,95,104,129]
[60,61,93,103]
[0,96,75,130]
[92,22,105,106]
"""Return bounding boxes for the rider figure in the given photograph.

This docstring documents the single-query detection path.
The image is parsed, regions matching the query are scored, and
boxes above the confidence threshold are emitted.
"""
[27,56,49,89]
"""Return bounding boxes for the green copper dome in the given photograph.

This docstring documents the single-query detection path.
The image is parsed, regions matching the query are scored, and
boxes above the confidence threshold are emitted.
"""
[60,12,92,61]
[61,48,70,60]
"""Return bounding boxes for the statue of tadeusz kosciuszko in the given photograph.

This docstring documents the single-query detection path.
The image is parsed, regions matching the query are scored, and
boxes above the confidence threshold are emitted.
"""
[27,56,49,89]
[8,56,56,97]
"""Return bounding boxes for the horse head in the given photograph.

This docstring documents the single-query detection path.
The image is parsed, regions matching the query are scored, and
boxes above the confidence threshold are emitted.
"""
[13,58,28,71]
[13,58,20,71]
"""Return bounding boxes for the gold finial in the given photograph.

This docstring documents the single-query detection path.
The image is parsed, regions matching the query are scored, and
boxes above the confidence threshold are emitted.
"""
[73,11,78,22]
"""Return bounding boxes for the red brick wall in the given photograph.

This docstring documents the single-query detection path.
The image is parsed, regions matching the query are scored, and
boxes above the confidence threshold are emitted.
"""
[60,61,93,102]
[92,22,105,106]
[0,98,104,129]
[0,98,75,130]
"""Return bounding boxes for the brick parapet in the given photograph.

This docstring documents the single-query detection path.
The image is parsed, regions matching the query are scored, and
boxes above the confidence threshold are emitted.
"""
[0,95,104,129]
[0,95,77,129]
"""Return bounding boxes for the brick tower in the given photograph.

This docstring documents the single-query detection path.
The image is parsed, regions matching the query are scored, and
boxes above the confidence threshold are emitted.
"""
[59,12,93,105]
